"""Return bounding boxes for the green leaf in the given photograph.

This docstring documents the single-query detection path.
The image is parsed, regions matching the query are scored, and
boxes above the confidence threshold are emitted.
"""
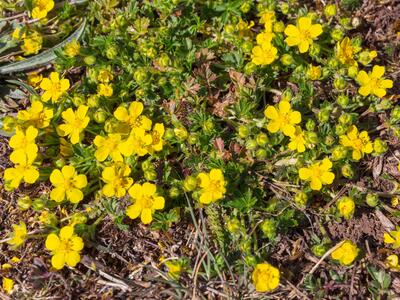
[0,18,86,75]
[6,79,38,96]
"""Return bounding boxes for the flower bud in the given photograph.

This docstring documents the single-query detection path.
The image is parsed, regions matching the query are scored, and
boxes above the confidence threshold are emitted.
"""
[330,27,344,41]
[312,244,328,257]
[341,164,354,179]
[373,138,387,155]
[324,4,337,18]
[106,46,118,59]
[227,218,241,233]
[305,119,316,131]
[325,135,335,146]
[240,2,251,13]
[32,198,46,211]
[144,170,157,181]
[337,196,355,219]
[169,187,180,199]
[174,126,188,141]
[88,95,99,108]
[347,66,358,78]
[93,109,107,123]
[332,146,347,161]
[84,55,96,65]
[246,139,258,150]
[134,68,148,85]
[333,77,347,90]
[72,94,85,107]
[273,21,285,33]
[183,175,197,192]
[255,148,267,159]
[71,213,87,225]
[366,193,379,207]
[260,219,276,239]
[280,54,294,66]
[17,196,32,211]
[294,192,308,208]
[305,131,318,144]
[337,95,349,108]
[238,125,250,138]
[256,133,268,146]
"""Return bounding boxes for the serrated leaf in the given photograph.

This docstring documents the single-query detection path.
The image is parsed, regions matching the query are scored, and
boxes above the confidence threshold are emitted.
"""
[0,18,86,75]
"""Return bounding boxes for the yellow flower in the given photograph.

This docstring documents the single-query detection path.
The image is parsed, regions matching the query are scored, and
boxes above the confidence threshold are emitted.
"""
[40,72,70,102]
[284,16,323,53]
[336,196,355,219]
[252,263,280,292]
[114,101,152,131]
[21,31,42,55]
[331,240,359,266]
[4,153,39,189]
[57,105,90,144]
[256,32,274,46]
[27,72,43,87]
[94,133,124,162]
[148,123,165,152]
[385,254,400,271]
[307,65,322,80]
[197,169,226,204]
[288,126,306,152]
[299,158,335,191]
[336,37,357,66]
[356,66,393,98]
[2,277,14,294]
[60,138,73,157]
[251,42,278,66]
[97,69,114,83]
[264,101,301,136]
[119,127,153,157]
[126,182,165,224]
[12,27,26,40]
[259,10,275,26]
[339,125,373,161]
[31,0,54,19]
[64,39,80,57]
[384,227,400,249]
[97,83,113,97]
[17,101,53,128]
[164,260,183,280]
[7,222,27,249]
[102,162,133,198]
[9,126,38,163]
[45,225,84,270]
[50,165,87,203]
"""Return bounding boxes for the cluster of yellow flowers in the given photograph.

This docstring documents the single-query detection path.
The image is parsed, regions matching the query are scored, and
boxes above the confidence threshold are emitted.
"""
[12,28,43,56]
[251,11,278,65]
[4,126,40,189]
[31,0,54,19]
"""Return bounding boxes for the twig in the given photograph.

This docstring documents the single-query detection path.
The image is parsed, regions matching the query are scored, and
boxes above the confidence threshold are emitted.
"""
[298,241,345,286]
[284,279,311,300]
[191,251,208,300]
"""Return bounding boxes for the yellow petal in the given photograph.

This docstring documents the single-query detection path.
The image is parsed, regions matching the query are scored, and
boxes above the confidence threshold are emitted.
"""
[298,17,311,30]
[66,188,83,203]
[51,252,65,270]
[284,24,299,37]
[62,165,75,179]
[65,251,80,267]
[59,226,74,240]
[50,187,66,202]
[298,41,310,53]
[45,233,60,251]
[298,168,311,180]
[152,196,165,210]
[264,106,278,119]
[371,65,385,78]
[126,203,141,219]
[70,236,84,251]
[142,182,156,196]
[310,178,322,190]
[141,208,153,224]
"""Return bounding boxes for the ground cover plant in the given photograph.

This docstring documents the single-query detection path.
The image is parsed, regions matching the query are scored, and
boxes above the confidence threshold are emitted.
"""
[0,0,399,298]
